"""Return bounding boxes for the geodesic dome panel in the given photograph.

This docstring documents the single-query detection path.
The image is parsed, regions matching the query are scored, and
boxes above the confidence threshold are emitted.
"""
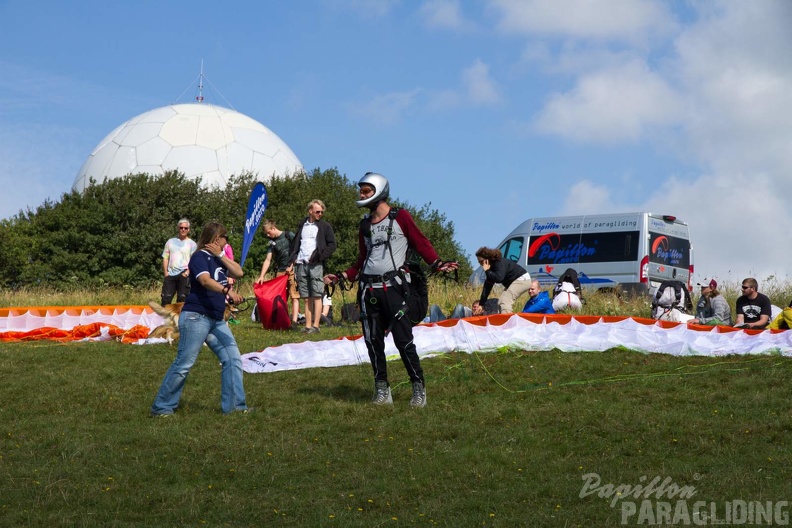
[73,103,303,192]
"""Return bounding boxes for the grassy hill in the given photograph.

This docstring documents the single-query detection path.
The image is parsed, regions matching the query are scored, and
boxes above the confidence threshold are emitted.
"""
[2,282,791,526]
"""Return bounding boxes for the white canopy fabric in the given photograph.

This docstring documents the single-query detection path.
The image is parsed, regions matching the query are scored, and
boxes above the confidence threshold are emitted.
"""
[241,314,792,374]
[0,306,161,332]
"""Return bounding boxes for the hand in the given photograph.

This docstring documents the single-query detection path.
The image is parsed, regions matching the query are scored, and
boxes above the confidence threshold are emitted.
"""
[256,275,265,284]
[431,259,459,273]
[228,291,244,305]
[206,239,224,257]
[324,274,339,286]
[436,260,459,273]
[481,259,490,271]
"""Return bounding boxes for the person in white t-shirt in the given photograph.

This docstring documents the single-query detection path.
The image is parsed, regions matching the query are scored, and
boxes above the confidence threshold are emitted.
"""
[160,218,197,305]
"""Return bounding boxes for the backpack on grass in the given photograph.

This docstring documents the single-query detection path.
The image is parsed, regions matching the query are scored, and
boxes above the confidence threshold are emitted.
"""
[651,280,693,322]
[253,274,291,330]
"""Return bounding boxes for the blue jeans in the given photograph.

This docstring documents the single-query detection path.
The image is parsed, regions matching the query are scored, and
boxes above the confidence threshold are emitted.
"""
[151,311,247,415]
[429,304,472,322]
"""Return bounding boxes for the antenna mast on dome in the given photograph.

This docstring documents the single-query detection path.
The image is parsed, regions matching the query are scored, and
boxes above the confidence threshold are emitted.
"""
[173,61,236,110]
[196,59,205,103]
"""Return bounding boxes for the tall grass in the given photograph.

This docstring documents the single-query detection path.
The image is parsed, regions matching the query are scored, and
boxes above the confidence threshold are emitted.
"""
[3,276,792,321]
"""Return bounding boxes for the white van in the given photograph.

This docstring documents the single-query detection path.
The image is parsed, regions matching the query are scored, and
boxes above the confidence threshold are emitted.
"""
[470,212,693,296]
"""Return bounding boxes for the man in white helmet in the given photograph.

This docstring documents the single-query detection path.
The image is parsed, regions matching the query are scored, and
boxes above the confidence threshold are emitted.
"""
[324,172,458,407]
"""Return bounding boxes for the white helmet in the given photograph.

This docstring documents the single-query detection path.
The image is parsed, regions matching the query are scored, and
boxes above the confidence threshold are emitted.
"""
[355,172,390,208]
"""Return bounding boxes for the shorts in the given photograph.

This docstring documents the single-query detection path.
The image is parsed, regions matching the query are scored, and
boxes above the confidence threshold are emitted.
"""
[277,268,300,300]
[296,262,324,299]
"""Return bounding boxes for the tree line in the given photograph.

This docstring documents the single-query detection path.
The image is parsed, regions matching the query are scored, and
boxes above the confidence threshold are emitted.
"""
[0,168,471,290]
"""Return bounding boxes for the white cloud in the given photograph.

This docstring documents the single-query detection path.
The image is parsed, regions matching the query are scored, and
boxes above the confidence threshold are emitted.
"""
[462,59,501,105]
[420,0,475,31]
[520,43,643,77]
[486,0,677,42]
[428,59,501,109]
[640,172,792,284]
[427,89,462,110]
[558,180,617,215]
[533,59,682,144]
[537,1,792,281]
[673,3,792,174]
[349,89,421,125]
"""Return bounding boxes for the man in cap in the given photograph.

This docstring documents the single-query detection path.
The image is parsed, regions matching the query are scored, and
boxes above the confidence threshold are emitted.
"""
[324,172,458,408]
[690,278,732,326]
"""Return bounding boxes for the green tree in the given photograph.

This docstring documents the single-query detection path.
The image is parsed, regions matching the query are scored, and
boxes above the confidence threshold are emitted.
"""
[0,169,471,290]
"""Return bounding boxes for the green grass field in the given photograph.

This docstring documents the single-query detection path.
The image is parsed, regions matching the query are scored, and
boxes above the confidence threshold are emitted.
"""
[2,284,791,526]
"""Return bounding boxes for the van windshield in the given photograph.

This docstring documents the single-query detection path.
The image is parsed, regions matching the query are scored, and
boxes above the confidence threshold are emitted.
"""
[499,237,524,262]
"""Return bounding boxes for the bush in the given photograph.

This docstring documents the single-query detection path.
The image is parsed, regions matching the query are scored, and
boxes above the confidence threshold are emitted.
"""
[0,169,471,290]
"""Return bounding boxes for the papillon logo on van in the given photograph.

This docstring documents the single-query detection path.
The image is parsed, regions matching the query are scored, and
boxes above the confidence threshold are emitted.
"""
[528,233,560,257]
[531,221,561,233]
[651,236,684,265]
[651,236,669,254]
[529,233,596,264]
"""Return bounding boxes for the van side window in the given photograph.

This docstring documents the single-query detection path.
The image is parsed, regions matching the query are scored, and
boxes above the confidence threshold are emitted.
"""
[527,231,639,265]
[499,237,524,262]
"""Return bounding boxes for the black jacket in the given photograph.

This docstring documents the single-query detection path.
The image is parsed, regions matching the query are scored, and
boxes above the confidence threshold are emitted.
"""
[480,259,527,304]
[289,218,337,265]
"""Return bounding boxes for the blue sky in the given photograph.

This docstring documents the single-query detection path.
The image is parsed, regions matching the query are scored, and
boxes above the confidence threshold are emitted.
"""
[2,0,791,286]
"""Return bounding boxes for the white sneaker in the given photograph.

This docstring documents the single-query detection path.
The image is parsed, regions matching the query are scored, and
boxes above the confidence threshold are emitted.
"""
[371,380,393,405]
[410,381,427,408]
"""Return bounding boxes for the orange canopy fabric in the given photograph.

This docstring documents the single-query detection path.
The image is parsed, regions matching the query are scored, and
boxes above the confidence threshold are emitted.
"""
[0,305,157,344]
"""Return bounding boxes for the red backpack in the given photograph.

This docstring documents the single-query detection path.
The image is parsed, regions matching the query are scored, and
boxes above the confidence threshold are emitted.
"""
[253,274,291,330]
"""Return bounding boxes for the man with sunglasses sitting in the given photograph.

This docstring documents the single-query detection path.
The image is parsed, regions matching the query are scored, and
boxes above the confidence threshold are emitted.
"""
[734,277,772,329]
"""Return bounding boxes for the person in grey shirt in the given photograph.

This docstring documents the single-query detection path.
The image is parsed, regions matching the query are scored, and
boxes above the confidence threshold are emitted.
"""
[690,278,732,326]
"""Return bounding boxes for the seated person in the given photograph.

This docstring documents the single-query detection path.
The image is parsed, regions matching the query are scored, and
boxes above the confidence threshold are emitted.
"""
[734,277,772,329]
[768,300,792,330]
[430,299,499,323]
[522,280,555,314]
[690,278,732,326]
[552,281,583,312]
[319,294,336,326]
[429,304,471,323]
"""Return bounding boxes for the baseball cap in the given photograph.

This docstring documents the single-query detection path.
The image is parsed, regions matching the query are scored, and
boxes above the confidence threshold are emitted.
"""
[697,278,717,289]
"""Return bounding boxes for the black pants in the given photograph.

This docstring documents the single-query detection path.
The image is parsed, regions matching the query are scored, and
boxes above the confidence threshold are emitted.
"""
[359,282,424,385]
[161,273,190,305]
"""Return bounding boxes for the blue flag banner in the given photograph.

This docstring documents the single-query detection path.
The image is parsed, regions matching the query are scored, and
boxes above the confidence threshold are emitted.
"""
[240,182,268,268]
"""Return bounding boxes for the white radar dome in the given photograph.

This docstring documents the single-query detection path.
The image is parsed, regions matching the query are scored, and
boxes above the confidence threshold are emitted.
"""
[73,103,303,192]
